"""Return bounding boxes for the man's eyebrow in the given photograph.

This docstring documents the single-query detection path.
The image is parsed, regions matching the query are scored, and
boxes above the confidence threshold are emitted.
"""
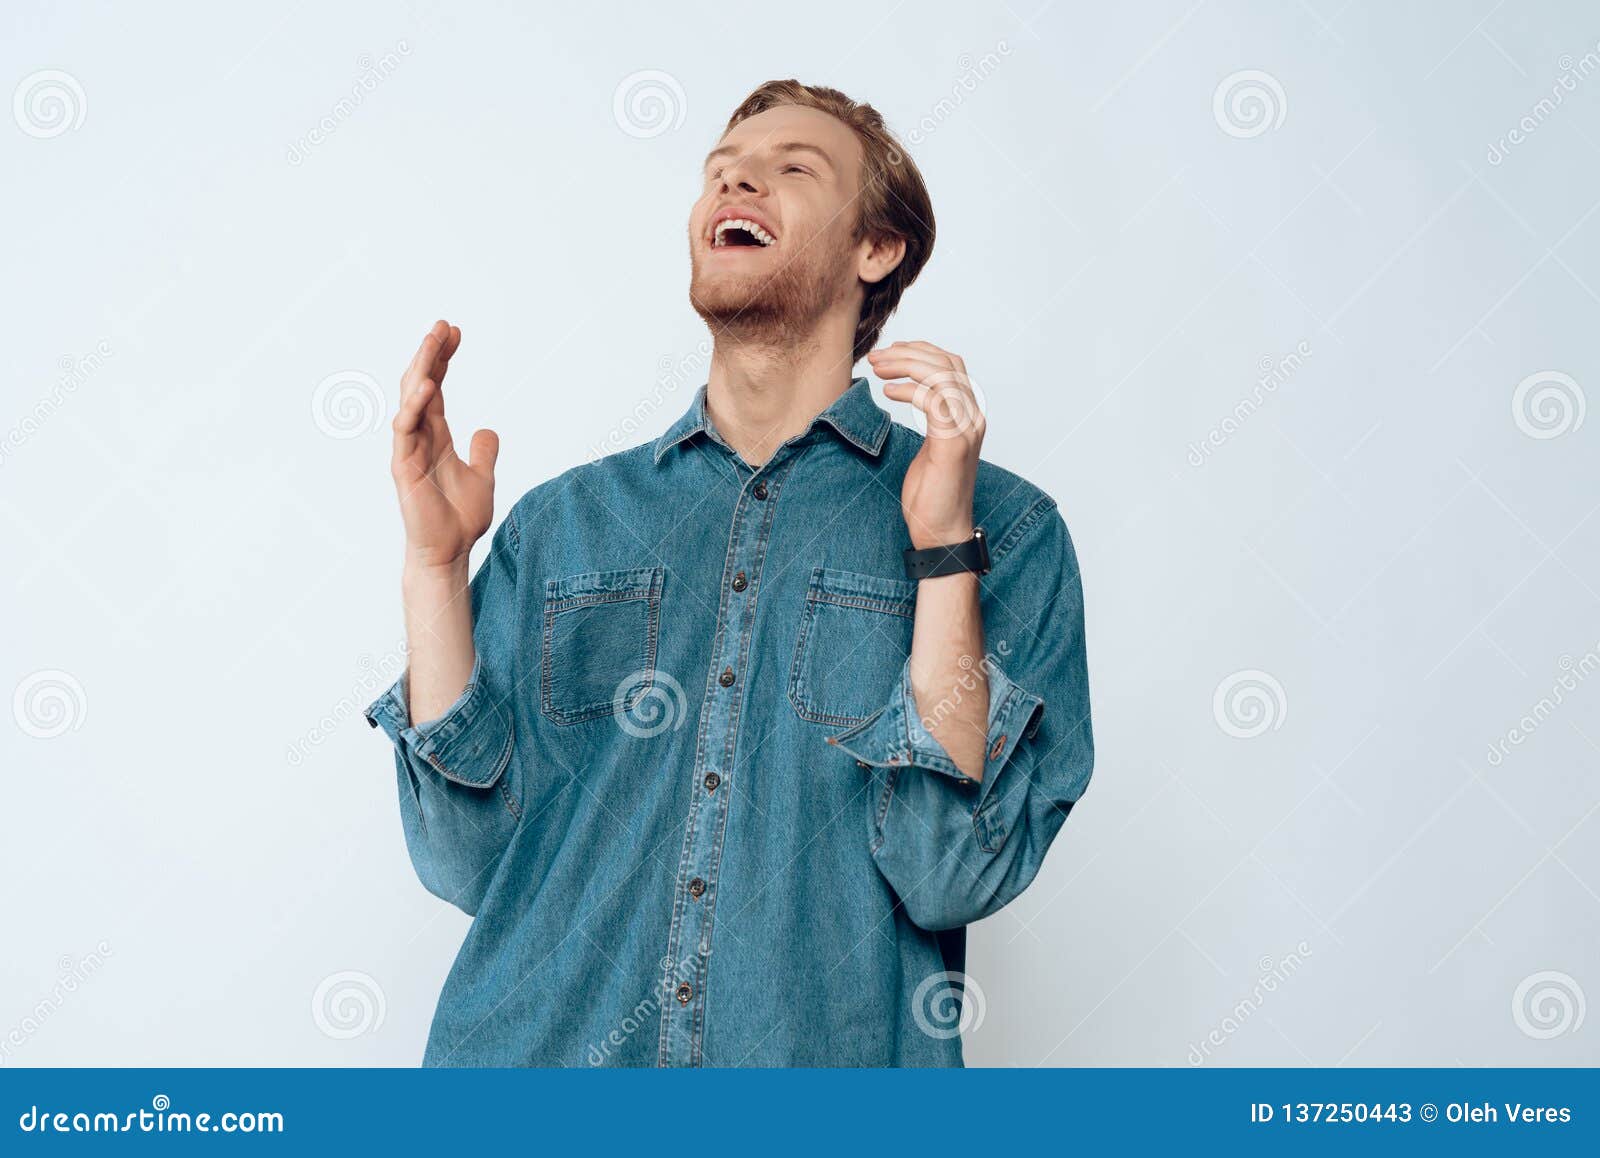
[702,141,836,169]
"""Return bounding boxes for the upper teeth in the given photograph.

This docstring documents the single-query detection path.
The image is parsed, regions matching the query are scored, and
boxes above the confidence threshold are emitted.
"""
[714,218,776,246]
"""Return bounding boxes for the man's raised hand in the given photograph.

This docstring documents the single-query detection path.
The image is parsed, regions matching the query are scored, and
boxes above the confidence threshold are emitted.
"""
[390,319,499,571]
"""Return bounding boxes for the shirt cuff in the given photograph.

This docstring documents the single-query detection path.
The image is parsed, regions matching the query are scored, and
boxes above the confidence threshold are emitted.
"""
[826,658,1044,790]
[363,655,514,789]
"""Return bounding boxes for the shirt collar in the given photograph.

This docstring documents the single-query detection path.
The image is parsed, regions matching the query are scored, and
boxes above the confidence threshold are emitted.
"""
[652,377,892,465]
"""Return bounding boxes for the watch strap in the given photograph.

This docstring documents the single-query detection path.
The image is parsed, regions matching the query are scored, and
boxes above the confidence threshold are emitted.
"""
[903,527,990,580]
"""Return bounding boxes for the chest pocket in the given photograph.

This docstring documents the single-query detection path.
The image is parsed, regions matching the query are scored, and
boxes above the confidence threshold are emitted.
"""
[541,567,664,725]
[788,567,918,728]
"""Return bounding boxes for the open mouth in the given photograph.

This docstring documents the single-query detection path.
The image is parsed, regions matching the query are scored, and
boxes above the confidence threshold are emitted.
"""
[712,218,777,249]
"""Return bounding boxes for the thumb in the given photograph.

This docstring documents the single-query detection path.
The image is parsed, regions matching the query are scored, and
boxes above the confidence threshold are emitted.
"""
[468,428,500,479]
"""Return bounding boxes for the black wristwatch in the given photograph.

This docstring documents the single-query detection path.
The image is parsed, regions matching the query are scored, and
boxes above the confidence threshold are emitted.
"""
[903,527,990,580]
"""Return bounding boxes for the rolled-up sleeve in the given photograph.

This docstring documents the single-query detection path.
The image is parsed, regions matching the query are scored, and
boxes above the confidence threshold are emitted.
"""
[364,510,525,915]
[828,497,1093,931]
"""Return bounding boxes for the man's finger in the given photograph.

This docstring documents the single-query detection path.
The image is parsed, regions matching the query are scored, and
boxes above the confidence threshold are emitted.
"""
[468,427,499,480]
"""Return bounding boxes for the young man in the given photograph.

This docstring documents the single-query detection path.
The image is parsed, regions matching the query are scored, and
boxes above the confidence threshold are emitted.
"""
[365,80,1094,1067]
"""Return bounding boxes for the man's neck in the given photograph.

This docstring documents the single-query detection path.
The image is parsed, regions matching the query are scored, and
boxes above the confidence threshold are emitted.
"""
[704,314,858,468]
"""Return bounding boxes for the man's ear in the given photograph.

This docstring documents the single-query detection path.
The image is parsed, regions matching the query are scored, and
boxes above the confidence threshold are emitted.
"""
[858,233,906,286]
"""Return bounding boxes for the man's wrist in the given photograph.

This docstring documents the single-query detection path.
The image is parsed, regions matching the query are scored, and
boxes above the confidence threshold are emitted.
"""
[907,521,975,551]
[402,553,470,595]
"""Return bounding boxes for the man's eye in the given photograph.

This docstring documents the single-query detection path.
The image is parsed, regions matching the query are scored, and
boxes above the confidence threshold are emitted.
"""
[781,165,811,176]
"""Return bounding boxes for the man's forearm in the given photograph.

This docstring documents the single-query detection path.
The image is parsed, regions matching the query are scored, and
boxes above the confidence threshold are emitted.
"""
[402,555,476,727]
[908,572,989,780]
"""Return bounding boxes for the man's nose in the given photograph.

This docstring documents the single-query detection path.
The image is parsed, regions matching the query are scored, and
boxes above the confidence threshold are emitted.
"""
[720,161,763,195]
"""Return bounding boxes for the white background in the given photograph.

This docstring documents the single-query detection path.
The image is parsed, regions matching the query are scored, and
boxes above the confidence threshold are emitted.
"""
[4,0,1597,1066]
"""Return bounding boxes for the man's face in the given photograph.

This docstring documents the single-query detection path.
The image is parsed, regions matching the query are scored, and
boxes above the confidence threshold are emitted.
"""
[688,104,867,342]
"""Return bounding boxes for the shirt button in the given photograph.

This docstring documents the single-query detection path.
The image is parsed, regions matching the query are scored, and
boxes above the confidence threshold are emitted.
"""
[703,771,720,792]
[676,983,693,1005]
[731,571,747,592]
[752,480,768,500]
[718,667,735,687]
[689,877,706,899]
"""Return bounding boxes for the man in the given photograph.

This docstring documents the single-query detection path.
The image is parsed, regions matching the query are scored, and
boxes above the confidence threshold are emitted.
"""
[365,80,1093,1066]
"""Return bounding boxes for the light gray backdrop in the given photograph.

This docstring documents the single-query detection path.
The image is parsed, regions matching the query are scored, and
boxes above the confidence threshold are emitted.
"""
[4,0,1597,1066]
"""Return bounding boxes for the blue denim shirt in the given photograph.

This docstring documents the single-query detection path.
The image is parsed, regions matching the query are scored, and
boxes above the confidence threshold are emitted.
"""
[365,378,1094,1066]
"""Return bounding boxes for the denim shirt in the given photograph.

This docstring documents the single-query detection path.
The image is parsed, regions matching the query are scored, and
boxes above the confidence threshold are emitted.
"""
[364,378,1094,1067]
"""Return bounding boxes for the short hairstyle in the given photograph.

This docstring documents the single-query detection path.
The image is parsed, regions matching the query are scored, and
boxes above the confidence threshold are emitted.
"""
[723,80,936,362]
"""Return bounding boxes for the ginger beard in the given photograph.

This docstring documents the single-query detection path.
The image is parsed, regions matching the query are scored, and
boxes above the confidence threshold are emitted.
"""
[688,220,860,352]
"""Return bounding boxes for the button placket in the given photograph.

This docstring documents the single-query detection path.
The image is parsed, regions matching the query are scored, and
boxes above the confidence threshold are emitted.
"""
[657,456,793,1067]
